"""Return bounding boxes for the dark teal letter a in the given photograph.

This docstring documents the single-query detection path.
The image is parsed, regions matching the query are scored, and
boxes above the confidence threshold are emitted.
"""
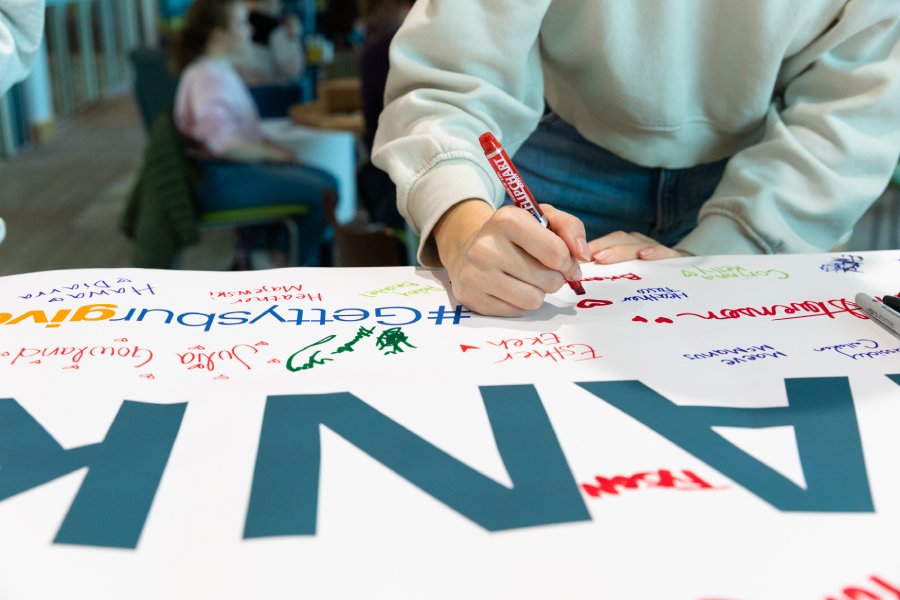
[244,385,590,538]
[0,398,186,548]
[576,378,874,512]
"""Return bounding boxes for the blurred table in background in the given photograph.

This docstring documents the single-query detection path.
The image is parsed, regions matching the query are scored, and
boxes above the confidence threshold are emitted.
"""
[260,119,357,225]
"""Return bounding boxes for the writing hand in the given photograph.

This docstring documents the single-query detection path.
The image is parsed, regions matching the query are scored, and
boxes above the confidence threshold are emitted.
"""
[434,200,587,317]
[589,231,691,264]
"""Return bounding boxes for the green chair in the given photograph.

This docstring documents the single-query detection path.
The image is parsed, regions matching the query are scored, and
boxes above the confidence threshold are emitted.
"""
[123,111,325,269]
[129,47,180,132]
[197,204,311,267]
[126,49,327,269]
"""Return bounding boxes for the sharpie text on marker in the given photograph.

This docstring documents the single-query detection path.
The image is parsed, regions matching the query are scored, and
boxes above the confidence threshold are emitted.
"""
[479,131,586,295]
[480,136,546,226]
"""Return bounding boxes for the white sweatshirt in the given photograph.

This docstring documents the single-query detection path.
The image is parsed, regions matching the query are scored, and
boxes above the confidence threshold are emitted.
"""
[0,0,44,246]
[372,0,900,266]
[0,0,44,96]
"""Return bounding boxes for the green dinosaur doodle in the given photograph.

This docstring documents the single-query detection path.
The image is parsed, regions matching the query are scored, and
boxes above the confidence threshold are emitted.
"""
[376,327,417,355]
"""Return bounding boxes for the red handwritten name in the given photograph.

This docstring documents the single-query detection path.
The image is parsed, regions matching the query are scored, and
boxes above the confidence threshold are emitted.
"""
[178,344,260,371]
[582,469,725,498]
[488,332,600,363]
[10,344,153,368]
[825,575,900,600]
[227,293,323,304]
[579,273,642,283]
[210,285,304,298]
[676,297,867,322]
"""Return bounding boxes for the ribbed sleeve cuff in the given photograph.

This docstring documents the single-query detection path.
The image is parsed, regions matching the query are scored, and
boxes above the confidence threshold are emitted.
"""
[406,160,497,267]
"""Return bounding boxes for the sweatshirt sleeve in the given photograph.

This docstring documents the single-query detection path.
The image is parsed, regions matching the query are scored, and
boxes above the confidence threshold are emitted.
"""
[677,0,900,256]
[371,0,551,267]
[0,0,45,96]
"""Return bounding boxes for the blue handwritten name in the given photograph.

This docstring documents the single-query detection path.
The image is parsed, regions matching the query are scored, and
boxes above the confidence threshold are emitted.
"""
[622,287,688,302]
[683,344,788,366]
[813,339,900,360]
[18,278,155,302]
[820,254,863,273]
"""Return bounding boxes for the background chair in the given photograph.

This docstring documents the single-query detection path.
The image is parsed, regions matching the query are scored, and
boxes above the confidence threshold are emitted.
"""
[126,48,321,268]
[129,47,180,131]
[322,190,406,267]
[123,112,322,269]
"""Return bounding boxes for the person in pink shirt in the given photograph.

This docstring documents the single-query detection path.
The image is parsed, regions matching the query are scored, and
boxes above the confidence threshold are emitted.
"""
[172,0,332,267]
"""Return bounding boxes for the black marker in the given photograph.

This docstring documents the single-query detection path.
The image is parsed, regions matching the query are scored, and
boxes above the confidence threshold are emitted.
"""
[855,292,900,340]
[882,294,900,315]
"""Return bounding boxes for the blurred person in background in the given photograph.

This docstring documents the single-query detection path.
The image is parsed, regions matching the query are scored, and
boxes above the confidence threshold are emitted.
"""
[319,0,359,49]
[356,0,413,230]
[232,0,305,86]
[172,0,333,268]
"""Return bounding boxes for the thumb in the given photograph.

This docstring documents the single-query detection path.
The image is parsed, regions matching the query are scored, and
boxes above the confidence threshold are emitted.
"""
[542,204,590,262]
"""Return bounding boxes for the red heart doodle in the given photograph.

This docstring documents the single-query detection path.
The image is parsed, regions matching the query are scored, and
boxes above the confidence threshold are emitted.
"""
[655,317,674,324]
[267,358,281,364]
[632,316,648,323]
[577,298,613,309]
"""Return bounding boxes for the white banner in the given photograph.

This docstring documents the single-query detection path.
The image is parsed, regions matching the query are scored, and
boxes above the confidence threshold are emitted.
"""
[0,251,898,599]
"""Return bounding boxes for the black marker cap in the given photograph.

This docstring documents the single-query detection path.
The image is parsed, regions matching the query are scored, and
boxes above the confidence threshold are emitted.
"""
[882,294,900,314]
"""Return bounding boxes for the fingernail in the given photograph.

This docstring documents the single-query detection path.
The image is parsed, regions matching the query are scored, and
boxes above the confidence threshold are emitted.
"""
[576,238,590,261]
[593,249,610,262]
[639,247,655,258]
[572,265,583,281]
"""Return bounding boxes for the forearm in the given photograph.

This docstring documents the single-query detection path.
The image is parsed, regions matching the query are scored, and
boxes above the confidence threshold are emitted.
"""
[218,138,293,163]
[371,1,549,265]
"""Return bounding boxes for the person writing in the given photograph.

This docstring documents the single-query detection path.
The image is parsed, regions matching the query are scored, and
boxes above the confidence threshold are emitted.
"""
[372,1,900,316]
[172,0,332,267]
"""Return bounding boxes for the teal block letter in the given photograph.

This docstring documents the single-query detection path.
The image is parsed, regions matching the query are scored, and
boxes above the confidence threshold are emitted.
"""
[576,378,873,512]
[0,399,186,548]
[244,385,590,537]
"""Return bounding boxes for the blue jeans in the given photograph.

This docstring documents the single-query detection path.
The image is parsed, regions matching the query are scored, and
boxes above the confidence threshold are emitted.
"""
[197,160,334,266]
[513,113,728,246]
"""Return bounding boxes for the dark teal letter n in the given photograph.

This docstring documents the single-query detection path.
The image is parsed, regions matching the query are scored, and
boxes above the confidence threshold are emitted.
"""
[244,385,590,537]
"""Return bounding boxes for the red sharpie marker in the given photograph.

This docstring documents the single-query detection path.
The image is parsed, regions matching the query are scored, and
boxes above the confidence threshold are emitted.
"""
[479,131,586,295]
